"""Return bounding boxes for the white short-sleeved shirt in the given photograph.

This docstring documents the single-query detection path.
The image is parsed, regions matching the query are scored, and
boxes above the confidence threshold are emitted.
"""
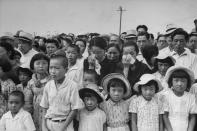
[0,109,36,131]
[40,77,83,121]
[78,108,106,131]
[163,89,197,131]
[20,49,38,69]
[172,49,197,79]
[129,95,164,131]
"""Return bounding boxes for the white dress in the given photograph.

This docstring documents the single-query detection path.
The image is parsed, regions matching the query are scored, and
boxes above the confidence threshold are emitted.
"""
[163,89,197,131]
[78,108,106,131]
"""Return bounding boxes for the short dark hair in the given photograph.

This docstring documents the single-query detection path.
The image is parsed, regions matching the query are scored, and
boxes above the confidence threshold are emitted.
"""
[167,69,191,91]
[171,28,189,41]
[142,45,158,62]
[30,53,50,70]
[45,38,60,48]
[123,41,139,54]
[107,44,122,54]
[107,78,127,94]
[136,25,148,32]
[9,90,25,104]
[189,32,197,39]
[137,32,150,40]
[67,44,80,54]
[17,67,33,78]
[84,69,99,83]
[138,80,159,94]
[0,40,15,60]
[0,57,12,72]
[74,38,87,48]
[89,37,107,50]
[50,54,68,69]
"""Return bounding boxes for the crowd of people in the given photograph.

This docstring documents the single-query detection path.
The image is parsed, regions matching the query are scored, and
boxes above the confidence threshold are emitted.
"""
[0,19,197,131]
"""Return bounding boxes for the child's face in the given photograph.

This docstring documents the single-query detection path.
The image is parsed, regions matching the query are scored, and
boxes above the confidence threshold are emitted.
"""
[19,72,31,85]
[158,62,170,76]
[75,41,86,55]
[34,59,48,74]
[8,95,23,115]
[109,86,124,102]
[83,73,97,88]
[46,43,58,56]
[172,77,187,94]
[49,59,67,81]
[141,85,156,101]
[66,47,78,65]
[84,95,98,111]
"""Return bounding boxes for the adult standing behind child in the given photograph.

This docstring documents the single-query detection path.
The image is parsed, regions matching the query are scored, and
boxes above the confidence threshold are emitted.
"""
[40,54,83,131]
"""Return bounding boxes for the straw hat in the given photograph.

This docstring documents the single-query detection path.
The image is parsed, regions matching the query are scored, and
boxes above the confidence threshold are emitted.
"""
[134,74,163,93]
[165,66,195,85]
[165,24,177,35]
[17,31,33,43]
[79,84,104,103]
[124,30,137,39]
[101,73,131,98]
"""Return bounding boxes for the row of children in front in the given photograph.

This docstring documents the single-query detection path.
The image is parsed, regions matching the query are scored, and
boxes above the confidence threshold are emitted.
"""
[0,51,197,131]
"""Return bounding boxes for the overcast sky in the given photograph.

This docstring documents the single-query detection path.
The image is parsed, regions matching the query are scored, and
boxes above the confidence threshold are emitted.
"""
[0,0,197,36]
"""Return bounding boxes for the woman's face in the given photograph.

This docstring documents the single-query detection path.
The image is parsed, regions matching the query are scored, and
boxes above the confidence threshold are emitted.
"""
[107,46,120,61]
[75,41,86,55]
[91,46,105,62]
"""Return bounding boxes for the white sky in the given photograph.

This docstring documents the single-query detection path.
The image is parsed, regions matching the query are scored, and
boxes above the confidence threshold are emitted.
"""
[0,0,197,36]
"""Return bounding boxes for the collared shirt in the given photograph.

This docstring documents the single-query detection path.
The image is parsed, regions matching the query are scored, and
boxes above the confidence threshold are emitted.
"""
[66,61,84,89]
[0,109,36,131]
[129,95,164,131]
[20,49,38,69]
[40,77,83,121]
[172,49,197,79]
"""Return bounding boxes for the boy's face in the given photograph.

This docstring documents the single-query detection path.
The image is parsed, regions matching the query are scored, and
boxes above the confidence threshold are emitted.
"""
[75,41,86,55]
[172,77,187,94]
[19,72,31,85]
[109,86,124,102]
[46,43,58,56]
[157,62,170,76]
[66,47,78,65]
[49,58,67,81]
[8,95,23,115]
[83,73,97,88]
[141,85,156,101]
[84,95,98,111]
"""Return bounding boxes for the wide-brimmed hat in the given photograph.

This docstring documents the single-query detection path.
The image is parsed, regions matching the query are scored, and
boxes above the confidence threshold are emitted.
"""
[124,30,137,39]
[165,66,195,85]
[165,24,177,35]
[101,73,131,98]
[134,74,163,93]
[79,84,104,103]
[17,31,33,43]
[155,53,175,66]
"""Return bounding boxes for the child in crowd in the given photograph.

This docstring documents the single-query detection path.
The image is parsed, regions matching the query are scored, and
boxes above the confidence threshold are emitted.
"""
[0,58,16,101]
[40,54,83,131]
[28,53,50,131]
[0,90,36,131]
[78,84,106,131]
[129,74,170,131]
[100,73,133,131]
[45,38,59,57]
[66,44,83,88]
[16,67,33,91]
[163,66,197,131]
[153,53,175,89]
